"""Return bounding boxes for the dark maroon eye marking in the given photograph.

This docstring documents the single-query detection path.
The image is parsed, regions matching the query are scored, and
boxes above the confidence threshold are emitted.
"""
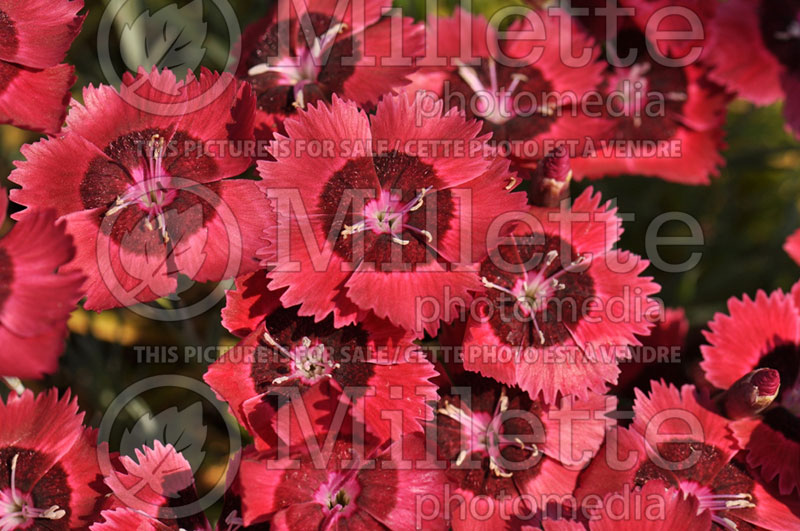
[250,306,374,397]
[245,12,359,113]
[479,234,595,348]
[446,59,558,142]
[318,151,455,270]
[435,377,543,497]
[634,443,758,529]
[0,10,19,57]
[79,129,221,251]
[0,447,71,529]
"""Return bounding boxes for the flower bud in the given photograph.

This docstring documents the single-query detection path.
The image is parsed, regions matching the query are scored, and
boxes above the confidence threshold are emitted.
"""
[540,145,572,183]
[718,368,780,419]
[531,146,572,207]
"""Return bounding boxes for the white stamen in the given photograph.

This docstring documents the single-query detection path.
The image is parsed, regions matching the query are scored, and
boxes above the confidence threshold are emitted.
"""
[156,212,169,243]
[562,254,589,272]
[247,63,272,77]
[10,454,19,502]
[481,277,516,298]
[408,187,431,212]
[309,23,348,62]
[514,437,539,455]
[266,335,338,385]
[341,221,365,239]
[105,196,127,217]
[531,316,546,345]
[507,73,528,95]
[292,88,306,109]
[437,401,470,423]
[497,389,509,413]
[439,392,541,480]
[1,377,24,395]
[262,329,292,357]
[38,506,66,520]
[713,516,739,531]
[488,58,498,94]
[339,187,432,246]
[456,62,487,95]
[455,450,469,467]
[696,492,756,530]
[488,458,513,478]
[726,499,755,509]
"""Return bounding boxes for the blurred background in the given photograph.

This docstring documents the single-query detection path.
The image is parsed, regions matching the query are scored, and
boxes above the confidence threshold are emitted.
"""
[1,0,799,515]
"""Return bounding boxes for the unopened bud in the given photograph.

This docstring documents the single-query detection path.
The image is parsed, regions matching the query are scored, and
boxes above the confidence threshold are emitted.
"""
[718,368,780,419]
[541,145,572,183]
[531,147,572,207]
[751,368,780,397]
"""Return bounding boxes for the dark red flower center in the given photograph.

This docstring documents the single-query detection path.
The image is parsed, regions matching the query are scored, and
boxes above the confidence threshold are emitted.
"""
[447,59,556,145]
[250,307,375,397]
[79,129,220,251]
[760,0,800,73]
[602,28,688,143]
[435,378,544,498]
[438,388,540,478]
[245,13,357,113]
[479,233,595,348]
[611,63,652,116]
[634,443,756,531]
[0,248,12,315]
[454,59,549,125]
[270,442,396,528]
[103,134,177,243]
[341,187,433,246]
[607,60,688,142]
[319,152,454,269]
[0,448,70,530]
[265,333,340,386]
